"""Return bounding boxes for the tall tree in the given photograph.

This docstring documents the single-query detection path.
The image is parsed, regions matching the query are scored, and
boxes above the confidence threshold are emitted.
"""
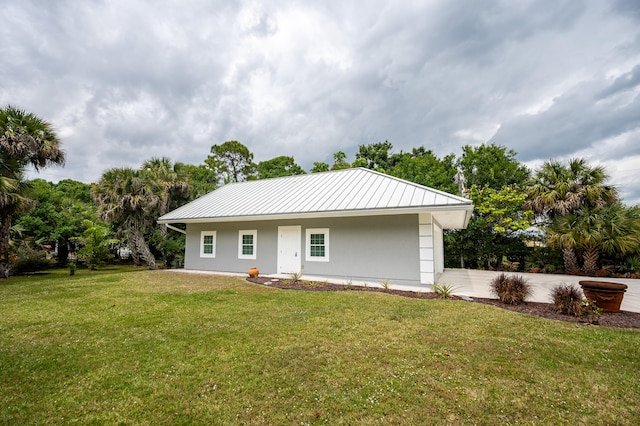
[16,179,97,266]
[141,157,189,237]
[470,185,534,234]
[256,156,306,179]
[355,141,398,172]
[330,151,351,170]
[0,105,65,277]
[458,144,530,190]
[445,185,533,269]
[527,158,618,273]
[141,158,190,267]
[205,141,256,183]
[527,158,618,219]
[92,168,160,269]
[310,162,329,173]
[446,144,530,270]
[390,148,458,194]
[547,204,640,275]
[174,162,217,199]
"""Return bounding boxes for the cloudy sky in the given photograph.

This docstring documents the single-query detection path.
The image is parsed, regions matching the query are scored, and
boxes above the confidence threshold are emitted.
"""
[2,0,640,204]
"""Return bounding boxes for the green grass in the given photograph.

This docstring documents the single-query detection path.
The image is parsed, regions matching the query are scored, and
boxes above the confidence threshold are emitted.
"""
[1,268,639,424]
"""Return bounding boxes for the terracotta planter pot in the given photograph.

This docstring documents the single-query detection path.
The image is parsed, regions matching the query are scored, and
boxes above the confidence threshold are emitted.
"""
[579,281,628,313]
[248,267,259,278]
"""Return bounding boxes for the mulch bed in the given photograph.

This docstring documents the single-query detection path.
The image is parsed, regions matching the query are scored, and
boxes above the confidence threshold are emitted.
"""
[247,277,640,329]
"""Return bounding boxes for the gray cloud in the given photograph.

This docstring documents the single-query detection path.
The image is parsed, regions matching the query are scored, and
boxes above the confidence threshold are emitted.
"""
[598,64,640,100]
[491,67,640,161]
[1,0,638,205]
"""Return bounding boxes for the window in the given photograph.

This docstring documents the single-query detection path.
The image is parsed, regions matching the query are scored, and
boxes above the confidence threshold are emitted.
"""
[200,231,216,258]
[238,230,257,260]
[306,228,329,262]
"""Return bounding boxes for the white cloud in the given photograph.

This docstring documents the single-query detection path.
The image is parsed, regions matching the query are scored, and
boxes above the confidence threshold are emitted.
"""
[0,0,637,204]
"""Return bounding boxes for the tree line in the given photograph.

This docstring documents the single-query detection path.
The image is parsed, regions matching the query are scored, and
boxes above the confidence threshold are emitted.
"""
[2,105,640,277]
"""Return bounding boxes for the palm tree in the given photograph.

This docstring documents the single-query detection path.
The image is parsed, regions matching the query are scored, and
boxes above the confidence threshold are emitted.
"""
[527,158,617,218]
[330,151,351,170]
[141,157,189,237]
[0,105,65,277]
[547,204,640,275]
[527,158,618,272]
[91,168,160,269]
[173,162,217,199]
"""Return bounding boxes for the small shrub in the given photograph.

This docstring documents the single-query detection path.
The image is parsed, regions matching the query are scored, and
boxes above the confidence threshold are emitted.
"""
[380,279,391,290]
[581,299,603,325]
[525,246,563,272]
[550,284,602,324]
[550,284,583,316]
[432,282,458,299]
[11,244,55,275]
[501,259,520,272]
[288,271,302,284]
[490,273,531,305]
[306,280,319,288]
[622,256,640,275]
[491,272,510,292]
[170,254,184,269]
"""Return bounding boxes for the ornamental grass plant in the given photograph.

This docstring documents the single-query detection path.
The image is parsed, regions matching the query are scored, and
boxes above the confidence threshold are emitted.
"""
[550,283,584,316]
[490,272,532,305]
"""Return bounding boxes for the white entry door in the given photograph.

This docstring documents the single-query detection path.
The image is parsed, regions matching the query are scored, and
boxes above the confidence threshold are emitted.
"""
[278,226,301,274]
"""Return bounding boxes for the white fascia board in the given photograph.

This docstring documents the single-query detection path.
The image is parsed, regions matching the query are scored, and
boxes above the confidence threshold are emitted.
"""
[157,204,473,225]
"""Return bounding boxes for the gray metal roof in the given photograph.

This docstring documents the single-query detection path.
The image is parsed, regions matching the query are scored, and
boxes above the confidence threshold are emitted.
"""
[158,168,473,228]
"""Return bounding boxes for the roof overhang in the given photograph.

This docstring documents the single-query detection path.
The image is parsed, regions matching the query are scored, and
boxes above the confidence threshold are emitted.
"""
[158,204,473,229]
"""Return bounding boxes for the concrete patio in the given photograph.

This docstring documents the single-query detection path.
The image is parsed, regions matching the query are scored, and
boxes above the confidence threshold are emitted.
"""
[438,268,640,313]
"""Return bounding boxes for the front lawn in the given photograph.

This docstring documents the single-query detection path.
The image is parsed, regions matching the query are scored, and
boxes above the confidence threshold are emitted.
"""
[1,268,639,424]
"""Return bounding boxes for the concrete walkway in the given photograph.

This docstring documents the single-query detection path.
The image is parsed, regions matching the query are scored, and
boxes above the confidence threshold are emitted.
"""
[438,268,640,313]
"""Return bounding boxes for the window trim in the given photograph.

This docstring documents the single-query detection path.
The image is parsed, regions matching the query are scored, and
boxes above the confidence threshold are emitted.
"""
[305,228,329,262]
[238,230,257,260]
[200,231,216,258]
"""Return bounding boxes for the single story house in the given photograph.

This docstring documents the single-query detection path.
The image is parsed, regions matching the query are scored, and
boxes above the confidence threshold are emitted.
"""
[158,168,473,286]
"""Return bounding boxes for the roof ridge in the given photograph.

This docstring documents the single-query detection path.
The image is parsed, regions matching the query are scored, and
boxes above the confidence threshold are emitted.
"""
[224,167,469,203]
[220,166,356,187]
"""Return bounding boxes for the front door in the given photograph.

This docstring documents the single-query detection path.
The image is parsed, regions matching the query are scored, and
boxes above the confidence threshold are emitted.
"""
[278,226,301,274]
